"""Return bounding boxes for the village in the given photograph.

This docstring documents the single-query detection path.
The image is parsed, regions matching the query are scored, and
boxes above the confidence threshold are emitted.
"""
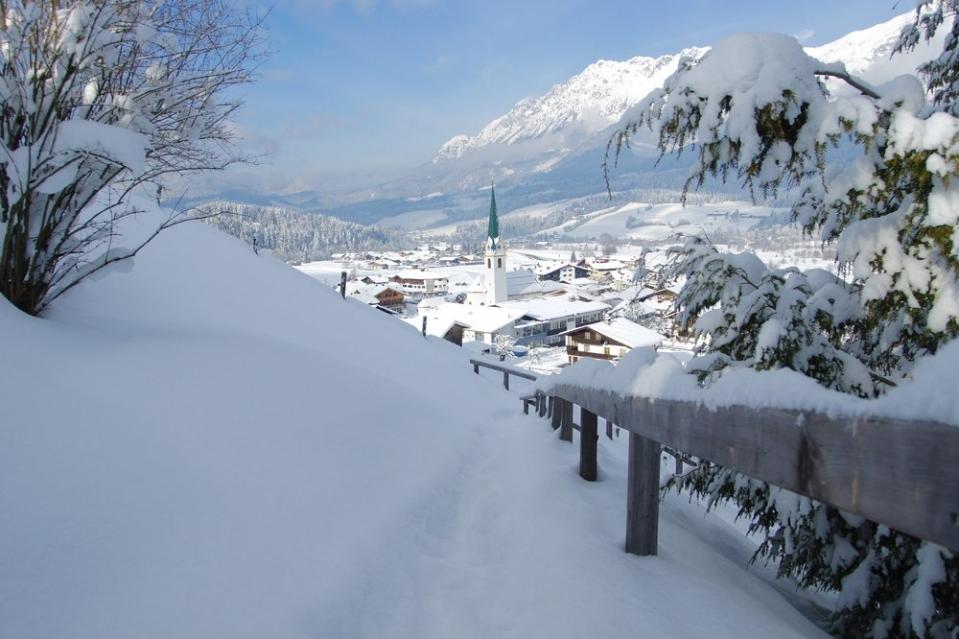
[297,187,691,375]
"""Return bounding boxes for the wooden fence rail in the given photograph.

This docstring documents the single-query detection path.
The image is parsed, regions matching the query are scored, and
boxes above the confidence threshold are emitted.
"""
[466,359,959,554]
[469,358,537,391]
[551,385,959,555]
[542,383,959,556]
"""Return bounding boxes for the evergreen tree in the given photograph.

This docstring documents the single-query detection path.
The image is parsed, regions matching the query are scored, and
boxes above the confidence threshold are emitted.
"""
[609,5,959,637]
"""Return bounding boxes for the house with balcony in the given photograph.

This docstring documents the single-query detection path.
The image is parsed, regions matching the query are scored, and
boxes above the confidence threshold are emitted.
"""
[537,263,591,283]
[389,271,450,298]
[347,284,407,314]
[563,318,666,364]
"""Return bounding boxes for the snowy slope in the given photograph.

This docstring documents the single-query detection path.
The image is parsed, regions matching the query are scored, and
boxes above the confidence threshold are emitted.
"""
[806,11,943,84]
[539,200,783,241]
[0,217,827,638]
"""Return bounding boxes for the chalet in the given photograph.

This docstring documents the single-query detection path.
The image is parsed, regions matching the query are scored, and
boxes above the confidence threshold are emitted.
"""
[372,286,405,313]
[347,284,406,313]
[563,318,666,364]
[537,263,590,283]
[602,286,658,319]
[588,260,629,282]
[636,286,680,308]
[647,288,678,304]
[367,259,399,270]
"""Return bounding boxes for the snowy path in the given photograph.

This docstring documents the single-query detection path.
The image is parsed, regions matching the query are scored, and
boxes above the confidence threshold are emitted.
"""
[308,393,828,639]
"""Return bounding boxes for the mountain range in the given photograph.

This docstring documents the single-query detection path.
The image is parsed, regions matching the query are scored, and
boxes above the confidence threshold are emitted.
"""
[196,11,941,232]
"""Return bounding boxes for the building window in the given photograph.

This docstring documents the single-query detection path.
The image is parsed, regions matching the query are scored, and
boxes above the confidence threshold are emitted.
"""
[487,259,491,268]
[604,346,610,356]
[497,258,502,268]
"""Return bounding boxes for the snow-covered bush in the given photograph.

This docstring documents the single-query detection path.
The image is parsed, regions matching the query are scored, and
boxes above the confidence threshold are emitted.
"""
[0,1,262,315]
[610,3,959,637]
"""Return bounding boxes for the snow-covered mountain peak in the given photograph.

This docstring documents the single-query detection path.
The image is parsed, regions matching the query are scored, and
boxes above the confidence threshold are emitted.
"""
[806,12,913,75]
[434,46,708,162]
[434,12,933,166]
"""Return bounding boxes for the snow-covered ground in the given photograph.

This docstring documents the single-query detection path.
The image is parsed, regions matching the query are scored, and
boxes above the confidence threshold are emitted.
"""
[0,216,830,638]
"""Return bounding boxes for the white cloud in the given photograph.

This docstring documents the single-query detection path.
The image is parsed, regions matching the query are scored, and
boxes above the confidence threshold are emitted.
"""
[794,28,815,44]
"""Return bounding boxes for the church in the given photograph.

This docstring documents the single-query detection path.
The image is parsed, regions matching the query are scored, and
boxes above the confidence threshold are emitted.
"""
[410,185,608,348]
[465,184,507,306]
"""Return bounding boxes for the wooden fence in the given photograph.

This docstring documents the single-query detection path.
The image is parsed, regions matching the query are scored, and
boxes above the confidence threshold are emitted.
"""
[469,358,959,556]
[469,358,537,391]
[543,384,959,556]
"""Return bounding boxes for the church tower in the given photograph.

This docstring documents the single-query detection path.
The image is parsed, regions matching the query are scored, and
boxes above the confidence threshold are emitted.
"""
[485,184,507,305]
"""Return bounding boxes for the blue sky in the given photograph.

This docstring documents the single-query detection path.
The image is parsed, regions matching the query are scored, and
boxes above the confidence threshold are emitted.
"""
[225,0,910,193]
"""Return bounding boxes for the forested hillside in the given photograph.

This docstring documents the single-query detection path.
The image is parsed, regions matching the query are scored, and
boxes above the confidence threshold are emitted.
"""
[202,202,410,262]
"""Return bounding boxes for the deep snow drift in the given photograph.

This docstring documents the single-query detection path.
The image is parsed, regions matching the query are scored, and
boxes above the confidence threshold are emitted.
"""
[0,215,826,638]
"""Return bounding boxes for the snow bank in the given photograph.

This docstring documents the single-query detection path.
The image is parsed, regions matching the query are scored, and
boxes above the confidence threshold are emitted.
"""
[0,212,826,638]
[544,342,959,426]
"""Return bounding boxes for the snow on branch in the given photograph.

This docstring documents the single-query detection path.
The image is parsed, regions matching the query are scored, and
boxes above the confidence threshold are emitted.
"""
[0,0,266,315]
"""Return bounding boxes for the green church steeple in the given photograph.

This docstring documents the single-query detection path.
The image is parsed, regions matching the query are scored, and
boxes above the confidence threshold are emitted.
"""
[486,183,499,250]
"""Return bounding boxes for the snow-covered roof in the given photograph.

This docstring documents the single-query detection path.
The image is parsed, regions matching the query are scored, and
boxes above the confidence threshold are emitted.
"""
[394,270,449,281]
[509,279,566,298]
[348,283,403,299]
[563,318,666,349]
[407,303,522,335]
[588,260,627,271]
[497,298,609,321]
[535,262,581,275]
[417,295,449,311]
[403,309,457,338]
[506,269,538,295]
[349,291,379,306]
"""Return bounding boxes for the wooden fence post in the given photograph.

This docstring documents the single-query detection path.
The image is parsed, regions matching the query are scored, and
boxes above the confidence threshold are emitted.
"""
[625,433,660,556]
[539,392,547,417]
[559,399,573,442]
[503,371,509,390]
[580,408,598,481]
[605,418,613,440]
[551,397,561,431]
[473,362,479,374]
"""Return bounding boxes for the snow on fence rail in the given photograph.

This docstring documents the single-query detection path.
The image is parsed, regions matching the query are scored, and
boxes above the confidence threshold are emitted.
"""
[532,383,959,556]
